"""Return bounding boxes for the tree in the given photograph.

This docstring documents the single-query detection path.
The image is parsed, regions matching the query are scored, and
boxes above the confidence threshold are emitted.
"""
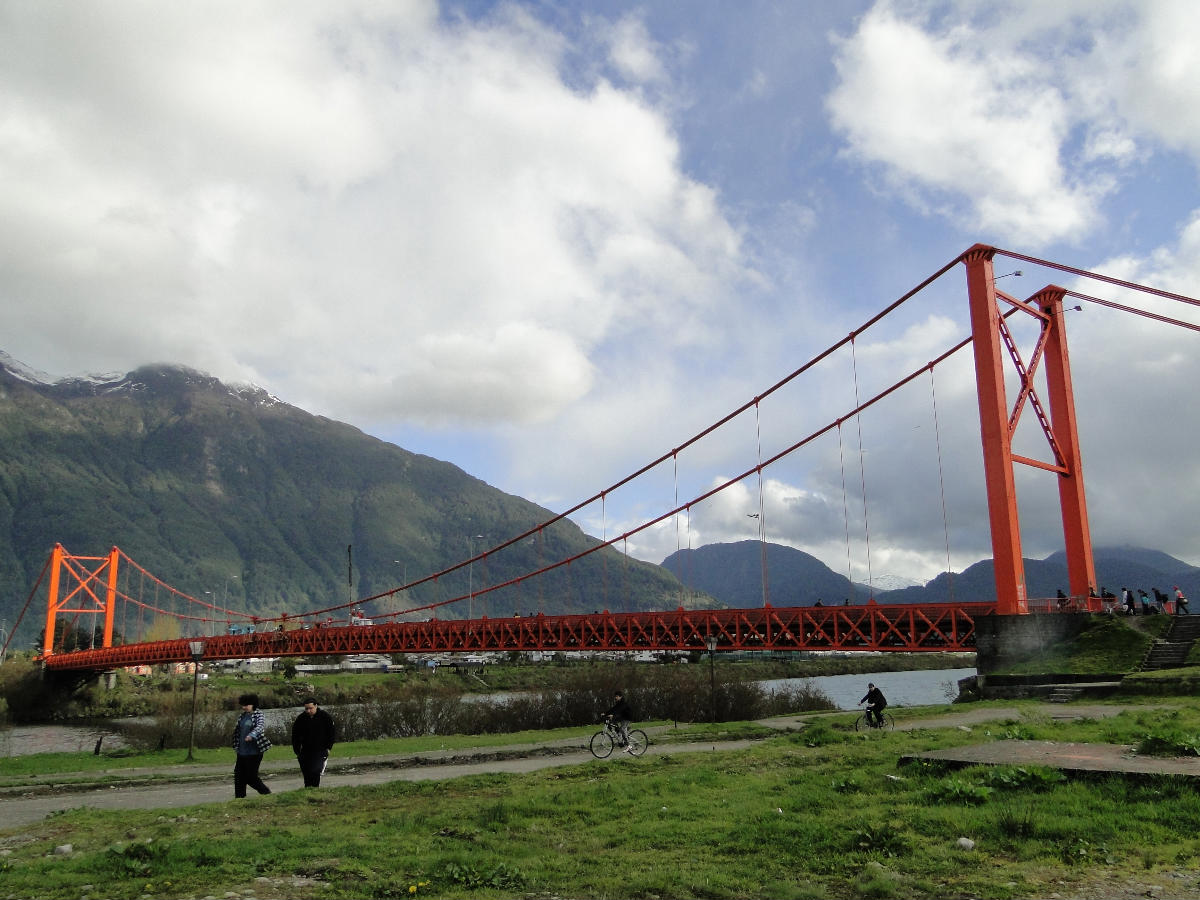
[142,615,181,642]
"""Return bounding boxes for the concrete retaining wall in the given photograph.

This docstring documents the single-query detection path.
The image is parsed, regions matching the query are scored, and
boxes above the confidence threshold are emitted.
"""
[974,613,1091,674]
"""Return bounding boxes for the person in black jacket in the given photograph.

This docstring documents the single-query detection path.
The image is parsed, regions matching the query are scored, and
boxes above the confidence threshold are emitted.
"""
[858,683,887,727]
[603,691,634,750]
[291,697,336,787]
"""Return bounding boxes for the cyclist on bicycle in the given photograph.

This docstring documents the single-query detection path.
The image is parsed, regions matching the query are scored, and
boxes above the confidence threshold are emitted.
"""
[603,690,634,751]
[858,682,887,727]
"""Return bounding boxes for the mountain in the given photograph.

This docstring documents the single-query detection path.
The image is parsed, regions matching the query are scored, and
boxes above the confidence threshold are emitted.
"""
[0,356,698,644]
[870,573,922,592]
[662,541,861,607]
[662,540,1200,609]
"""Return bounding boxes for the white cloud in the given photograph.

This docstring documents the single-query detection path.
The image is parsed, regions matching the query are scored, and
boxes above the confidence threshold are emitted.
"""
[827,1,1200,246]
[1108,0,1200,161]
[827,4,1101,244]
[4,0,1197,592]
[605,14,668,85]
[0,2,750,429]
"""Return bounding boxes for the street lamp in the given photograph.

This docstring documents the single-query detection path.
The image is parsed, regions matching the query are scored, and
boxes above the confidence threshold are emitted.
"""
[705,635,718,724]
[186,640,205,761]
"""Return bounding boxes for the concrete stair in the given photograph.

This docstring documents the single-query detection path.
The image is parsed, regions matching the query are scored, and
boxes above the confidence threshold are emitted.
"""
[1139,616,1200,671]
[1046,686,1082,703]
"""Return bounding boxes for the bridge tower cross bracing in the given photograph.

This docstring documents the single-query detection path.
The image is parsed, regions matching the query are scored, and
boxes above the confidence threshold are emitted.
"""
[41,544,120,656]
[963,244,1096,614]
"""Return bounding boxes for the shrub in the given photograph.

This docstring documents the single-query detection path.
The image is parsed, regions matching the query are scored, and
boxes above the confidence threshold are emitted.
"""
[979,765,1065,791]
[993,802,1037,838]
[1135,730,1200,757]
[926,777,994,805]
[846,822,908,858]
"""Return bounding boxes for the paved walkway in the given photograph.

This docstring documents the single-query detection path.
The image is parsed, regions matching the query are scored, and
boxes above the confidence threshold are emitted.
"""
[903,739,1200,777]
[0,730,758,830]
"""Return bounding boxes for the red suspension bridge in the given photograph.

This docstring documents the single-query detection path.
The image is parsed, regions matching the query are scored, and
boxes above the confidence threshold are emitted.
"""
[13,244,1199,673]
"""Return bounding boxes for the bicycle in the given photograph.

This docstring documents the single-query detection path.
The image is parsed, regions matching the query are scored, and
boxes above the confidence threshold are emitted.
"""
[854,709,895,731]
[589,718,649,758]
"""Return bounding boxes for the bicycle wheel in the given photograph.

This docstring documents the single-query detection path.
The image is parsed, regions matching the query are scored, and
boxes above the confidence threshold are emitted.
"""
[589,730,614,759]
[853,714,867,732]
[880,713,895,730]
[625,729,649,757]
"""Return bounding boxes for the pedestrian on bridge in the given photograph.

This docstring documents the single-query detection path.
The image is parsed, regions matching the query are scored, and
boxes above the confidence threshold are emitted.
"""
[1176,586,1190,615]
[232,693,272,798]
[292,697,337,787]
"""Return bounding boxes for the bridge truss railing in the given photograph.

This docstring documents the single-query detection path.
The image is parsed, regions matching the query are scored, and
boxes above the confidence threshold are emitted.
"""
[41,602,996,671]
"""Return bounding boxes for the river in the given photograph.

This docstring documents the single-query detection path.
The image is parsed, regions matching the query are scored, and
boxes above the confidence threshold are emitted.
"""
[761,666,976,710]
[1,666,975,757]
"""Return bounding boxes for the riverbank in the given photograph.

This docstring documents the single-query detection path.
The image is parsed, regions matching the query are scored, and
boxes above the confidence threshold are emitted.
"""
[0,650,976,722]
[3,697,1200,899]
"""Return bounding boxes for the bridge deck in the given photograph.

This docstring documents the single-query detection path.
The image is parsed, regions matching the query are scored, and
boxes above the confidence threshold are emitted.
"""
[42,602,994,670]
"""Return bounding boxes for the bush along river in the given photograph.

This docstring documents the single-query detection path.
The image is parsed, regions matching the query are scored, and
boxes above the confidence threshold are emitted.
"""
[1,666,975,756]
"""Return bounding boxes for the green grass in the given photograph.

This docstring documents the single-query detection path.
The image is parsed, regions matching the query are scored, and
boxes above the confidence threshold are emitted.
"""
[4,702,1200,898]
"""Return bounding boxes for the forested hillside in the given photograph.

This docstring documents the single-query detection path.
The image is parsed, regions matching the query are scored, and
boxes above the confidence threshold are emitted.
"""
[0,359,695,645]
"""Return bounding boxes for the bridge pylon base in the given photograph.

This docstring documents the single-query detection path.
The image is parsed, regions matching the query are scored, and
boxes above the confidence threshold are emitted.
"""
[974,613,1091,674]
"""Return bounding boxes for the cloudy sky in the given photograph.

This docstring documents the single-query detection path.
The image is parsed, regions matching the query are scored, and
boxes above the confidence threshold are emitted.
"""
[3,0,1199,591]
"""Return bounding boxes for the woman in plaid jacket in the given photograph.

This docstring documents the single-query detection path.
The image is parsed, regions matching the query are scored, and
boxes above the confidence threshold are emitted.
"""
[232,693,272,798]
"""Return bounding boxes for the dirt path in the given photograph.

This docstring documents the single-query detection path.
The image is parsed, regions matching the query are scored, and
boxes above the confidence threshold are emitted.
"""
[0,737,759,830]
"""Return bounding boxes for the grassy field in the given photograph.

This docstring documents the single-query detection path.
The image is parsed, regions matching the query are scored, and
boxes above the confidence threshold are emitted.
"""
[3,700,1200,899]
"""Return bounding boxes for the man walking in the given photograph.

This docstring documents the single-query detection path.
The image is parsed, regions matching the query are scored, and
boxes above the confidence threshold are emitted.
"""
[291,697,336,788]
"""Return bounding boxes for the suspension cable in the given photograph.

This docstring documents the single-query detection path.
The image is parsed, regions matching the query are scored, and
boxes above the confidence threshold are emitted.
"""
[377,325,988,621]
[1065,289,1200,332]
[994,247,1200,307]
[338,251,971,621]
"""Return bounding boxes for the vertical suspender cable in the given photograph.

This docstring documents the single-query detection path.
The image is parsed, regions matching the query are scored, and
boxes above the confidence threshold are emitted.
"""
[674,453,684,607]
[850,337,875,594]
[685,504,693,605]
[537,527,545,615]
[837,420,856,601]
[929,366,955,602]
[755,401,769,606]
[601,492,608,611]
[622,536,630,613]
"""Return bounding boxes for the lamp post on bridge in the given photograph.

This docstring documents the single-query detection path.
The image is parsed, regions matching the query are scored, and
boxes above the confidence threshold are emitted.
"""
[186,640,204,761]
[705,635,718,724]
